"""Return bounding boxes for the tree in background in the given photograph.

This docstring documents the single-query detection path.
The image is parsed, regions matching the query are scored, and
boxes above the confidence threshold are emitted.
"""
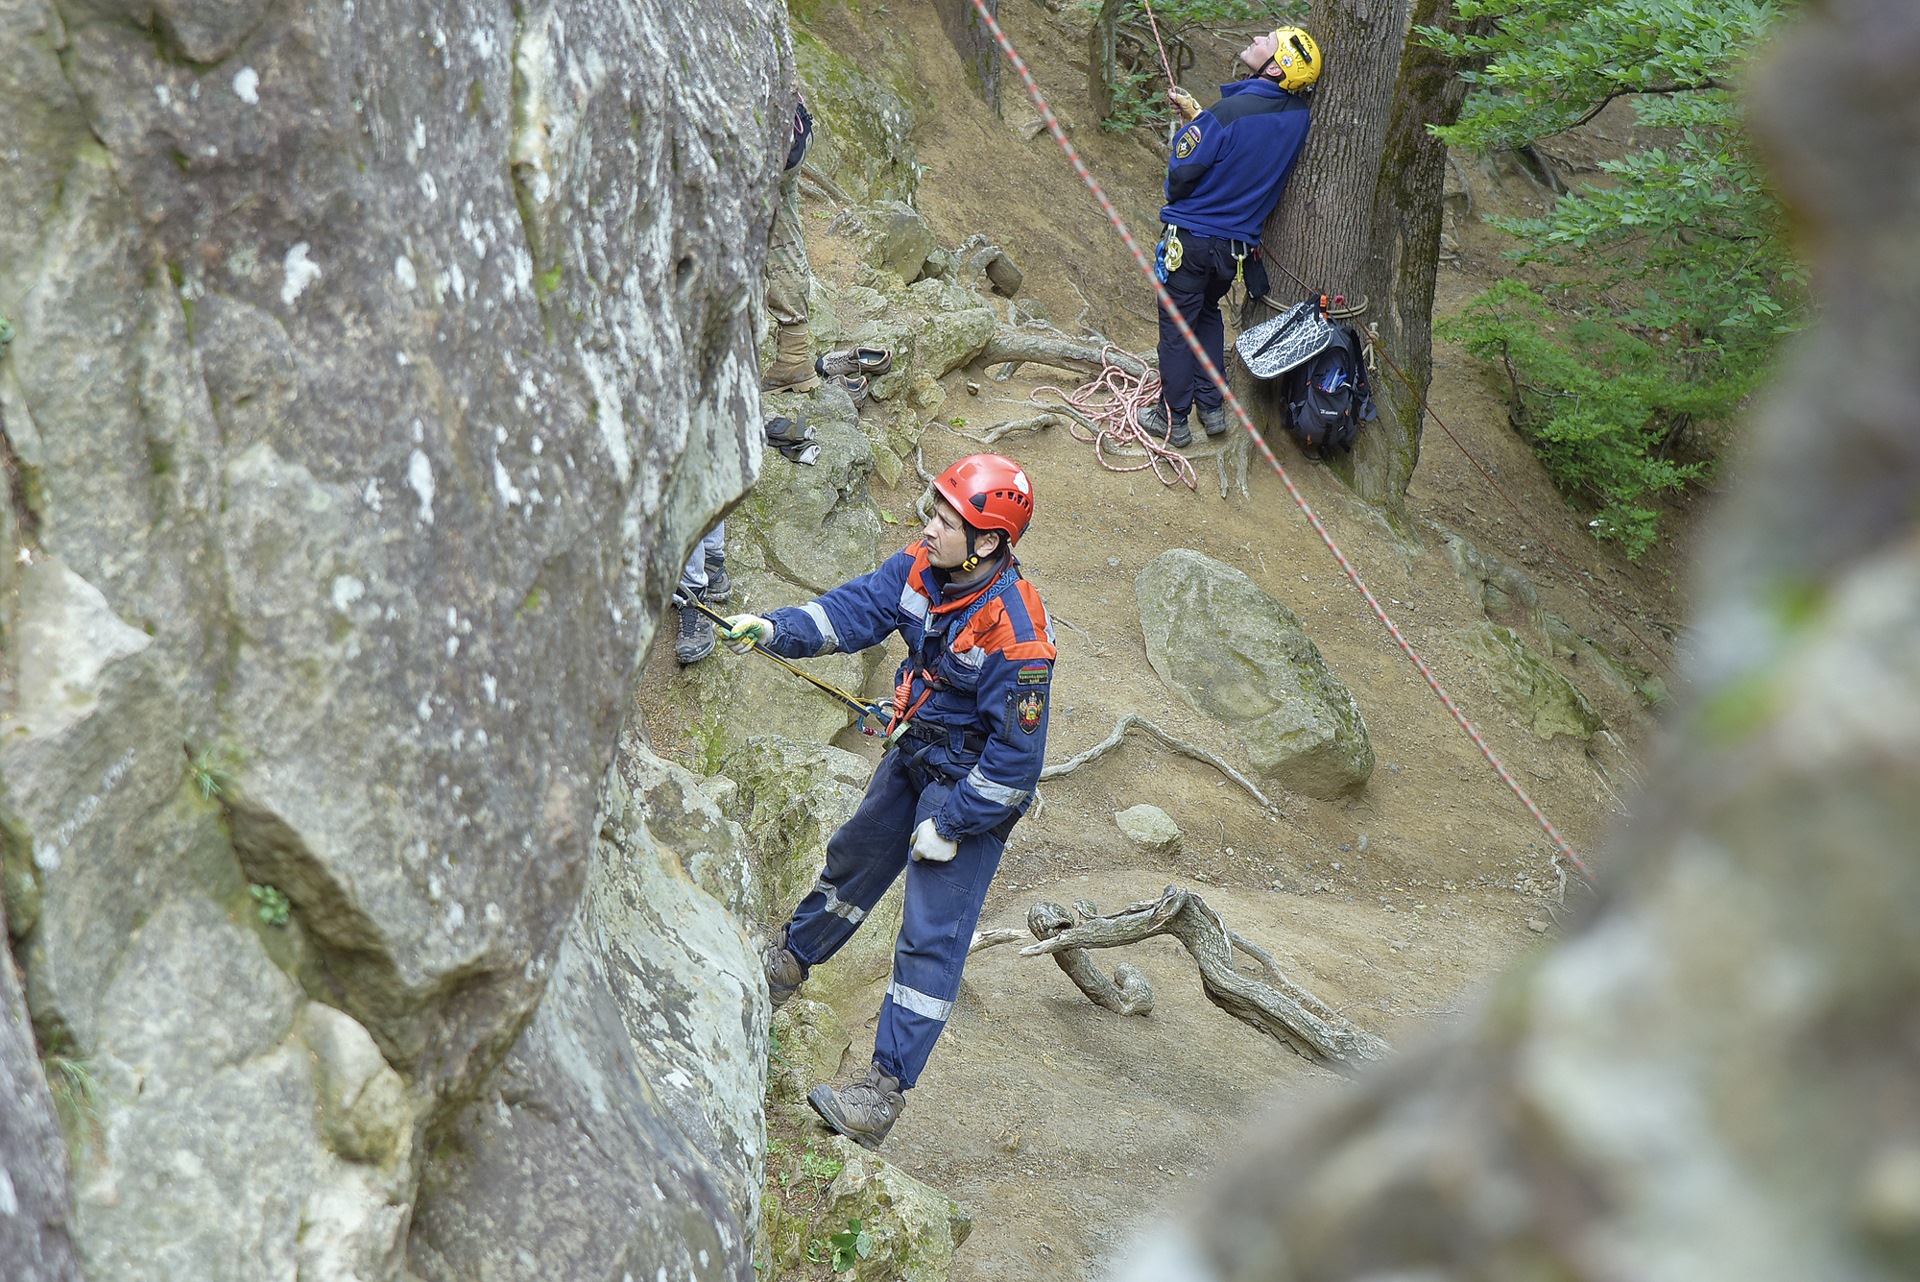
[1428,0,1802,556]
[1252,0,1485,505]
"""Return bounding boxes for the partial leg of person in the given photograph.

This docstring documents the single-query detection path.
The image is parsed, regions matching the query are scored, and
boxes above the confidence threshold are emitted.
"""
[696,524,730,603]
[778,751,920,984]
[1188,245,1236,416]
[763,166,820,393]
[673,537,716,665]
[1142,250,1224,447]
[810,778,1009,1149]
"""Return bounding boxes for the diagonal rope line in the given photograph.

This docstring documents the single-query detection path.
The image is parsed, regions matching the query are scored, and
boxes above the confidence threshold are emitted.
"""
[966,0,1591,883]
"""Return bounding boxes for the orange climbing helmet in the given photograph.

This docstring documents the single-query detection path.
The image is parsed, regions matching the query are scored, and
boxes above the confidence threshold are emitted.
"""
[932,454,1035,545]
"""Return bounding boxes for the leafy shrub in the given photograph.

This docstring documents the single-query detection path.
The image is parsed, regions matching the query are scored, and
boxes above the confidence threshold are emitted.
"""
[1440,281,1761,557]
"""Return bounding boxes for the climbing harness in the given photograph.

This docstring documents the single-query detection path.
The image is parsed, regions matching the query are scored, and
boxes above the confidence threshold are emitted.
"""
[964,0,1594,883]
[675,593,891,734]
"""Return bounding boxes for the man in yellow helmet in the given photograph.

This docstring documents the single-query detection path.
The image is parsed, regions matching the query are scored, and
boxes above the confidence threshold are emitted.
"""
[1140,26,1322,449]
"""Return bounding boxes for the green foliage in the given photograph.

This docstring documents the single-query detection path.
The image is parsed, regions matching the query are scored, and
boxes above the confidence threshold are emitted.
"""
[799,1149,844,1184]
[1422,0,1804,550]
[41,1036,104,1154]
[1440,281,1757,556]
[827,1219,872,1271]
[188,742,242,801]
[250,882,292,927]
[1093,0,1298,132]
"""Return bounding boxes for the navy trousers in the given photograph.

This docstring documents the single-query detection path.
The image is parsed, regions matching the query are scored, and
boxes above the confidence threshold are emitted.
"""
[1156,234,1268,419]
[782,747,1008,1090]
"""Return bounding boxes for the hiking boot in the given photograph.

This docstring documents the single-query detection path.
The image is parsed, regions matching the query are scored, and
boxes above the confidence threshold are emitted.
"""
[1198,404,1230,438]
[763,323,821,393]
[1136,403,1192,449]
[808,1063,905,1151]
[673,605,715,665]
[764,931,805,1010]
[701,557,732,605]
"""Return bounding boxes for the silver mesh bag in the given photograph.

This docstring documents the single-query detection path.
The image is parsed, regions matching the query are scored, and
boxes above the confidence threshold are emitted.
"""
[1235,301,1333,381]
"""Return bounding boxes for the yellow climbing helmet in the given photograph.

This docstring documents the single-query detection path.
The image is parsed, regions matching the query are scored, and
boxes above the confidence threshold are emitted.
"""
[1268,26,1323,93]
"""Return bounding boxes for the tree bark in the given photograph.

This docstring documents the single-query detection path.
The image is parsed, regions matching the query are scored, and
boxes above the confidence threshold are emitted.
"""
[1251,0,1477,503]
[934,0,1002,116]
[1109,4,1920,1278]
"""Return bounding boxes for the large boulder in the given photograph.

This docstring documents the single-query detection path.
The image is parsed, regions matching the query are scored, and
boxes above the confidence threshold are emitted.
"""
[1136,549,1374,798]
[1451,622,1603,741]
[408,742,768,1281]
[673,385,890,748]
[0,0,790,1271]
[720,735,903,1012]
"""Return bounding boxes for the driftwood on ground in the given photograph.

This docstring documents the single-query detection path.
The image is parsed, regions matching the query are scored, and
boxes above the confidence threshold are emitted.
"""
[979,327,1150,380]
[1014,887,1389,1071]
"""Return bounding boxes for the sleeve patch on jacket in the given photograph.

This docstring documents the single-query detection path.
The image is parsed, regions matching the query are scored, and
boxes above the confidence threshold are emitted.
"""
[1174,125,1201,159]
[1016,662,1050,686]
[1013,689,1046,734]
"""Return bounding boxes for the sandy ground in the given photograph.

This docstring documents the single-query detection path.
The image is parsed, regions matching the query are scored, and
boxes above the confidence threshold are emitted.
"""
[640,2,1702,1277]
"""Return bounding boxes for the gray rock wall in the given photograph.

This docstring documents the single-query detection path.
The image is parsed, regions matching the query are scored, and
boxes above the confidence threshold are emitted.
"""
[0,896,80,1282]
[1,0,791,1272]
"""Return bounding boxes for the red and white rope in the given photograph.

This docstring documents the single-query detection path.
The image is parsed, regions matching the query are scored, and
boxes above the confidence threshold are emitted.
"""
[967,0,1592,883]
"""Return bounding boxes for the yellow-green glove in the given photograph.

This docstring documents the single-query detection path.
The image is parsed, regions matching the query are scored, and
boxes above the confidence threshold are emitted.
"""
[721,613,774,654]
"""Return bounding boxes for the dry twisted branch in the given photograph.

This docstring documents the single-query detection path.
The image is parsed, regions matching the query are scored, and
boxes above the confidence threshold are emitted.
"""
[1020,886,1390,1072]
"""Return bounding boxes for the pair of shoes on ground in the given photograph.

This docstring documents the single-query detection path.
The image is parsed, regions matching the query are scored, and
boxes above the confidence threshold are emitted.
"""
[672,555,732,666]
[765,415,819,466]
[815,346,893,380]
[1136,403,1230,449]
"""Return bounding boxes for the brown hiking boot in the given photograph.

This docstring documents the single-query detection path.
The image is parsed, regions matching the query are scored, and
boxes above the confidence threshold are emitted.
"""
[763,323,821,393]
[764,931,805,1010]
[808,1063,905,1150]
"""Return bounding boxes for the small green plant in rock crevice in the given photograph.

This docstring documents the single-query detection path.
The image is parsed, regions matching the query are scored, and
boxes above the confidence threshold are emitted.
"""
[40,1030,105,1157]
[250,882,291,927]
[826,1219,871,1272]
[187,742,244,802]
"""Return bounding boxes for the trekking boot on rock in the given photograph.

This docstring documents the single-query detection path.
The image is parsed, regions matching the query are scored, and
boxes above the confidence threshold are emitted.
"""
[763,323,821,393]
[1137,403,1192,449]
[673,605,715,666]
[701,557,732,605]
[807,1063,905,1151]
[1199,404,1230,438]
[764,931,805,1010]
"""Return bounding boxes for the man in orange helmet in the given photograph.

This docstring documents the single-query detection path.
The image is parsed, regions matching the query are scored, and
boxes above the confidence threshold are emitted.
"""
[721,454,1055,1150]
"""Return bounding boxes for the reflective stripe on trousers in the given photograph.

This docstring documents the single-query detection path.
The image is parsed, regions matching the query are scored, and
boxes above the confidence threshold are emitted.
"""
[782,748,1008,1089]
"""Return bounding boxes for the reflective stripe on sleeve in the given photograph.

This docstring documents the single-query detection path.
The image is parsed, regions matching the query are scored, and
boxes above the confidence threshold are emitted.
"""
[964,765,1030,808]
[897,582,930,622]
[800,602,840,656]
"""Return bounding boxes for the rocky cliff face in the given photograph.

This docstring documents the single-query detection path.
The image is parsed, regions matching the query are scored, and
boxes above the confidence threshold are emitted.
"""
[0,0,789,1272]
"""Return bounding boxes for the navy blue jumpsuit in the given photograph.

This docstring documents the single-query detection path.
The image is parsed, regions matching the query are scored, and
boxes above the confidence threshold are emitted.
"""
[1155,78,1313,422]
[759,541,1055,1089]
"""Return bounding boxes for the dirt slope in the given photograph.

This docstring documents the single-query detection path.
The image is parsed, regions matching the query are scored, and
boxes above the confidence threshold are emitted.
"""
[644,3,1694,1277]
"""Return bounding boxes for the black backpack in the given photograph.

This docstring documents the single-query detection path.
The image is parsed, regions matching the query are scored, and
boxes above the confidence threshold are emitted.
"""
[1282,320,1376,454]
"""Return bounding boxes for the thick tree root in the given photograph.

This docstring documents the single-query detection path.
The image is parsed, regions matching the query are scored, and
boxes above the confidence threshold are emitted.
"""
[979,328,1151,380]
[1039,713,1277,813]
[1019,887,1390,1071]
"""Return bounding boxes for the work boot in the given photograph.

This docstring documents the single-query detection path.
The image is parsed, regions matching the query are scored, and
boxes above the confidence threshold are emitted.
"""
[764,930,805,1010]
[1198,404,1230,438]
[673,605,715,665]
[701,557,732,605]
[1137,403,1192,449]
[808,1063,905,1151]
[763,323,821,393]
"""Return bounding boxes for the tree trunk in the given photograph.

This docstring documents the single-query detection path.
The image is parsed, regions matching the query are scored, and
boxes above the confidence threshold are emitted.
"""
[1250,0,1475,503]
[1109,4,1920,1278]
[934,0,1002,116]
